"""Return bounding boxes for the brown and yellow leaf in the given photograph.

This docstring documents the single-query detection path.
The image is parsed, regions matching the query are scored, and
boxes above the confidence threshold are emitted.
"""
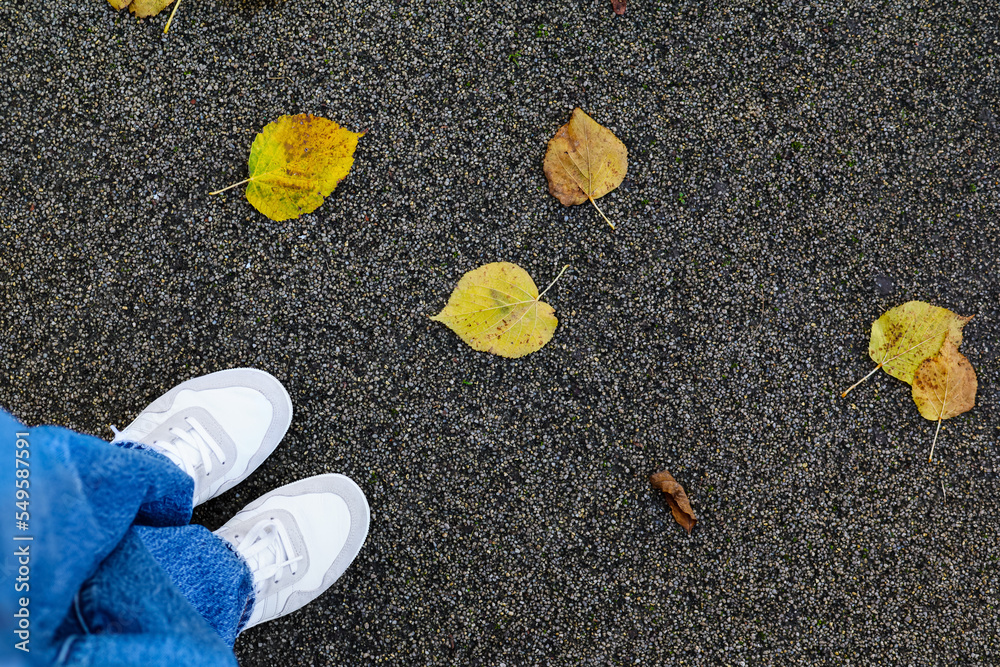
[429,263,567,358]
[912,341,977,461]
[211,114,364,221]
[543,108,627,229]
[650,470,697,534]
[107,0,186,33]
[843,301,972,396]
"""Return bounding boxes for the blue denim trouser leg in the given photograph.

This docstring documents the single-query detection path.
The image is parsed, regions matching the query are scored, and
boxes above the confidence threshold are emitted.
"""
[0,409,254,667]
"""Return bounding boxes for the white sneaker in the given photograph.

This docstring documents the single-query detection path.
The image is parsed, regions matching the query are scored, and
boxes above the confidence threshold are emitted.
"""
[214,474,370,630]
[111,368,293,506]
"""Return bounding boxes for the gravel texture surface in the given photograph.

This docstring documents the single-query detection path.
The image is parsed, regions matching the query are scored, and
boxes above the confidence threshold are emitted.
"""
[2,0,1000,664]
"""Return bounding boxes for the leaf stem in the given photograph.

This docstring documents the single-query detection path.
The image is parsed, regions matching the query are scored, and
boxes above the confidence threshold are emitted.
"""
[588,196,615,230]
[163,0,183,33]
[209,178,251,195]
[538,265,570,300]
[841,363,881,397]
[929,418,943,462]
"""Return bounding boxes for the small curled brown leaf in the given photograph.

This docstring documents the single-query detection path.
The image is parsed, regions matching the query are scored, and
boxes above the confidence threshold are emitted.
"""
[611,0,627,15]
[650,470,697,534]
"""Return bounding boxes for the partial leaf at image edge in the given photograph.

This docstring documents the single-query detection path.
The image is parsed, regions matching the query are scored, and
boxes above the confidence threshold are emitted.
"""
[128,0,174,17]
[106,0,185,33]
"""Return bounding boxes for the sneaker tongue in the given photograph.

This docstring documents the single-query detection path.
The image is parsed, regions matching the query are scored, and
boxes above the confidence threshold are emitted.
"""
[148,415,227,482]
[244,521,292,586]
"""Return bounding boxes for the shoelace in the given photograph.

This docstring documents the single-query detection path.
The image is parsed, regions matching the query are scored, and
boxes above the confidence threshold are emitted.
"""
[238,519,303,588]
[113,417,226,477]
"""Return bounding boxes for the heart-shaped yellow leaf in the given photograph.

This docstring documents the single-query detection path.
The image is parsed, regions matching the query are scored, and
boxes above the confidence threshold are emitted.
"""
[212,114,364,221]
[871,301,971,384]
[843,301,972,396]
[912,341,977,461]
[543,108,627,229]
[430,263,567,358]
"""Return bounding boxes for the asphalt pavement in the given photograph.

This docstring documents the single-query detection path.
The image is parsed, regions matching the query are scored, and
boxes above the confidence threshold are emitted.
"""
[2,0,999,664]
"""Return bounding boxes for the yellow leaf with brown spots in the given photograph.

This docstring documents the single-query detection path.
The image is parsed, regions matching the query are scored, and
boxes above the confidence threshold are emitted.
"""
[128,0,173,17]
[543,108,627,229]
[211,114,364,222]
[842,301,972,396]
[430,263,567,358]
[912,341,977,461]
